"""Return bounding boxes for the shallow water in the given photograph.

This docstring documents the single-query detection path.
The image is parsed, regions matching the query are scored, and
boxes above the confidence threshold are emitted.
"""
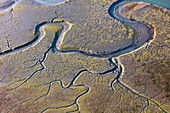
[0,0,18,13]
[135,0,170,9]
[34,0,65,5]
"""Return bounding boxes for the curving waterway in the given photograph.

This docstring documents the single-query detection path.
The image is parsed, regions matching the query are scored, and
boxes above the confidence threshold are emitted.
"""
[0,0,66,14]
[0,0,153,58]
[0,1,168,112]
[0,0,19,13]
[0,0,154,59]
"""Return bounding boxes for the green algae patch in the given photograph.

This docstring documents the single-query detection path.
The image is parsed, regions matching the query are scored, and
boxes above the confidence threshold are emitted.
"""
[128,27,134,39]
[62,45,75,50]
[34,31,40,38]
[44,24,62,32]
[52,18,65,23]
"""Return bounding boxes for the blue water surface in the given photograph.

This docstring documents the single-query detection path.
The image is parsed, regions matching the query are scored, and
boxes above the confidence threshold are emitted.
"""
[134,0,170,9]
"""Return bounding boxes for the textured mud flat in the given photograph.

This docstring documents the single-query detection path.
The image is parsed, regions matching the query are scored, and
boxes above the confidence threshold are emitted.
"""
[0,0,169,113]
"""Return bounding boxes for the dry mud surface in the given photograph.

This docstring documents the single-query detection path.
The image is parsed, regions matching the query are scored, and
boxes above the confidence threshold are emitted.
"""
[0,0,169,113]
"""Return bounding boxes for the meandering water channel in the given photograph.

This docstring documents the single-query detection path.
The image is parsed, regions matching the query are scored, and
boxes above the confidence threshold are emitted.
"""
[0,0,168,59]
[0,0,169,112]
[0,0,154,59]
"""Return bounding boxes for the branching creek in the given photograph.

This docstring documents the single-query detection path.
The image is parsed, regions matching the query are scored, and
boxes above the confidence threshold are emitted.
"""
[0,0,168,112]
